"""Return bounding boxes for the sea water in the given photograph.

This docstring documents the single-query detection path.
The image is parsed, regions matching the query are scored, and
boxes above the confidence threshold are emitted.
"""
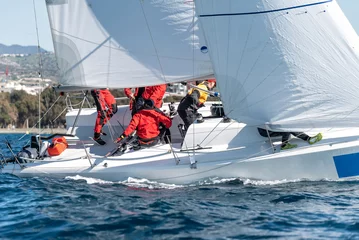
[1,133,359,239]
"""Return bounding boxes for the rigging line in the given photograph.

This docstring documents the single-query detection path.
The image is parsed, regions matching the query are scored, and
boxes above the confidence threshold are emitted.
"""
[192,1,196,157]
[106,38,112,88]
[32,0,44,136]
[96,92,116,141]
[52,106,68,123]
[199,109,235,147]
[202,121,235,147]
[224,0,232,107]
[198,0,333,17]
[138,0,167,83]
[18,95,62,141]
[122,107,129,134]
[198,118,224,146]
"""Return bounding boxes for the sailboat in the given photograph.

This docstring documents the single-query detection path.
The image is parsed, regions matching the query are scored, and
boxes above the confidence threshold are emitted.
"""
[2,0,359,184]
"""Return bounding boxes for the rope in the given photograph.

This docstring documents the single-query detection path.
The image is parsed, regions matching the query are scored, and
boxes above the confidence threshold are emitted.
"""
[198,118,223,146]
[32,0,44,136]
[18,95,62,141]
[191,2,196,160]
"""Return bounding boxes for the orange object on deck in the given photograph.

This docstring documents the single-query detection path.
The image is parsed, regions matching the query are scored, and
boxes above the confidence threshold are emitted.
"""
[47,137,68,156]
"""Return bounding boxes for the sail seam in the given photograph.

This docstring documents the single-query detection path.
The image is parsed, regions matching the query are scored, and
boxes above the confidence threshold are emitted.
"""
[198,0,332,17]
[51,28,210,61]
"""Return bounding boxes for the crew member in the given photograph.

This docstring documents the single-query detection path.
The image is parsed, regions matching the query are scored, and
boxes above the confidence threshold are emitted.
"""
[177,79,216,131]
[91,89,117,145]
[124,84,167,115]
[116,99,172,148]
[257,128,322,150]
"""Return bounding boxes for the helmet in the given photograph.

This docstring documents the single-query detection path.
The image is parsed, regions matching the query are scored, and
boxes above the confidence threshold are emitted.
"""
[135,97,145,110]
[207,78,216,89]
[144,99,154,109]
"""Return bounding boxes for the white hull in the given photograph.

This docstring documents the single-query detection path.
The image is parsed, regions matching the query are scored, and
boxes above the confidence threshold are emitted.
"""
[2,105,359,184]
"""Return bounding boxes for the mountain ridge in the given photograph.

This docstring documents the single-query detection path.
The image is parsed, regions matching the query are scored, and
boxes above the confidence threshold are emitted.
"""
[0,43,47,54]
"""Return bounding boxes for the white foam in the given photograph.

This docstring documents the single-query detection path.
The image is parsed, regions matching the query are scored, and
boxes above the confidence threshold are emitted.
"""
[65,175,359,188]
[121,177,184,189]
[191,177,238,186]
[240,178,303,186]
[65,175,184,189]
[65,175,113,184]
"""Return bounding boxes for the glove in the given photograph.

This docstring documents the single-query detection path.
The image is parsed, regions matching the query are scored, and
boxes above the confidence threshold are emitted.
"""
[115,134,126,143]
[210,92,220,97]
[198,103,205,108]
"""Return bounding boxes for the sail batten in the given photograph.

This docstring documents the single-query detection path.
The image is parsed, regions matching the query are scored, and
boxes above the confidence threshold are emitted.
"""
[46,0,213,88]
[195,0,359,131]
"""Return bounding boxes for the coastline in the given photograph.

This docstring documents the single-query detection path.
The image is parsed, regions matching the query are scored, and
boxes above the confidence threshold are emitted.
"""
[0,128,67,134]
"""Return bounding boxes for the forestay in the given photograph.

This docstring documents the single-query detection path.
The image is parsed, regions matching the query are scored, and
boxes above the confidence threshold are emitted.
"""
[195,0,359,131]
[46,0,213,89]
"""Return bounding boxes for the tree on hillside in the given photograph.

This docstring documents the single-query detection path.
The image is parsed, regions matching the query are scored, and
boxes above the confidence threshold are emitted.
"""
[0,93,17,128]
[41,88,68,128]
[10,90,42,128]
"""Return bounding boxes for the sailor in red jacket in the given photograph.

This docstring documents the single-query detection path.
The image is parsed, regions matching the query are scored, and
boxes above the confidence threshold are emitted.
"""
[116,99,172,148]
[91,89,117,145]
[124,84,167,115]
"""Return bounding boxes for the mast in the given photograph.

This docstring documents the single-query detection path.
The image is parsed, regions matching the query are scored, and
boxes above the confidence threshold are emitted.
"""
[32,0,44,135]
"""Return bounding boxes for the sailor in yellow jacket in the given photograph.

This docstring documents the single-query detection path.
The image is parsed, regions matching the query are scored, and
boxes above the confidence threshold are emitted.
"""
[177,79,216,131]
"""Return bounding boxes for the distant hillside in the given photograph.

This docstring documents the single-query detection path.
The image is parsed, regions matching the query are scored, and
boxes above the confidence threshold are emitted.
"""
[0,52,60,81]
[0,44,47,55]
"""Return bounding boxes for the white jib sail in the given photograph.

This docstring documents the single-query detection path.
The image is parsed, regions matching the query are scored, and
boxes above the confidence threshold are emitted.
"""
[195,0,359,131]
[46,0,213,89]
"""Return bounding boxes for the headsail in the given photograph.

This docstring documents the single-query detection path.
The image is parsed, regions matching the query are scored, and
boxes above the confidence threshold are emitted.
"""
[46,0,213,89]
[195,0,359,131]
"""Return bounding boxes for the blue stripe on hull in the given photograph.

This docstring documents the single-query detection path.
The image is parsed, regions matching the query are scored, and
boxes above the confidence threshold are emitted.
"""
[333,153,359,178]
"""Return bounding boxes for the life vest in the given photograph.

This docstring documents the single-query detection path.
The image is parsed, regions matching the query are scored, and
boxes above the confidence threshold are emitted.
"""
[178,82,210,111]
[47,137,68,156]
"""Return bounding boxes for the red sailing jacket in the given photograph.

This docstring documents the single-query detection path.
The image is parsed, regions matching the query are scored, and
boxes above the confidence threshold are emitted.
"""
[124,87,142,110]
[98,89,116,111]
[124,84,167,109]
[141,84,167,108]
[91,89,117,133]
[124,109,172,140]
[92,89,117,134]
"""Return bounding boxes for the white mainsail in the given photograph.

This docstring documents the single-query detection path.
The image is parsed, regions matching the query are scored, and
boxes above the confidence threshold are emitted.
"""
[46,0,213,89]
[195,0,359,131]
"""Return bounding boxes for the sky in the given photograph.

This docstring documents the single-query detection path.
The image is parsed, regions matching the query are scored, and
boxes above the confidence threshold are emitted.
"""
[0,0,358,52]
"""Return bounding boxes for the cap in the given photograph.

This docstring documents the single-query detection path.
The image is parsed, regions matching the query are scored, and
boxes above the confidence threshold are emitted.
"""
[207,78,216,83]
